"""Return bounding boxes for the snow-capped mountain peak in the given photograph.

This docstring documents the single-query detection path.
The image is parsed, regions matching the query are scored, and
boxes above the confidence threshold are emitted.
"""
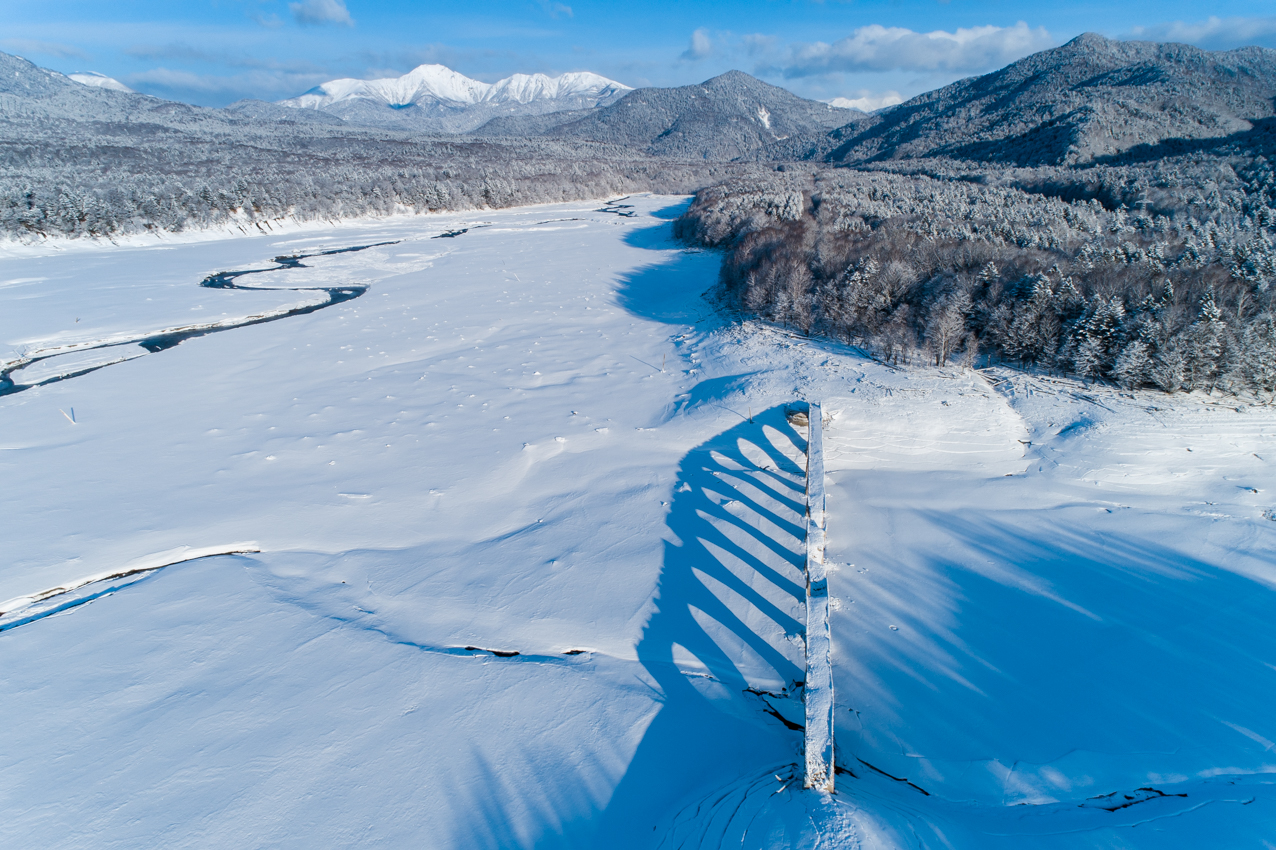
[289,64,488,109]
[276,64,631,133]
[282,64,628,110]
[67,72,133,93]
[487,71,628,104]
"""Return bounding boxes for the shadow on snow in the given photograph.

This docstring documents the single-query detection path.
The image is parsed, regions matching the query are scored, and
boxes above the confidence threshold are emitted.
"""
[586,405,818,847]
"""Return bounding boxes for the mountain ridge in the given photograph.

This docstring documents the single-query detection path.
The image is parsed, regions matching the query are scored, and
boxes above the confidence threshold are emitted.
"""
[278,64,630,133]
[542,70,860,161]
[823,32,1276,166]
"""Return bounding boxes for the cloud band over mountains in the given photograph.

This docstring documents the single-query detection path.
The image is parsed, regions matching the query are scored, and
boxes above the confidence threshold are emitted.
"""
[290,0,354,27]
[1129,16,1276,50]
[780,22,1054,76]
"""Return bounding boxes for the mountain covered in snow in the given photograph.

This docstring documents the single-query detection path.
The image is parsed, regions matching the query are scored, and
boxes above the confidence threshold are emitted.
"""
[278,64,631,133]
[67,71,133,93]
[520,71,861,161]
[823,32,1276,166]
[0,51,349,133]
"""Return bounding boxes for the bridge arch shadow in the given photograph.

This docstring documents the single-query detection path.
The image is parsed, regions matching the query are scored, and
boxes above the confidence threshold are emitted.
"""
[584,405,817,846]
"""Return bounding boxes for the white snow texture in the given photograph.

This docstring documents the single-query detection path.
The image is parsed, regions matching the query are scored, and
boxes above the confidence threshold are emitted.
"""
[1,196,1274,848]
[67,71,134,93]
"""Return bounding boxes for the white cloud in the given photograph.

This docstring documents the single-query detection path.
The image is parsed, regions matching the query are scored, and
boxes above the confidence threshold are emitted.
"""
[680,28,713,62]
[124,44,324,76]
[128,67,245,94]
[1,39,89,60]
[784,22,1053,76]
[289,0,354,27]
[125,43,220,63]
[127,67,329,103]
[742,33,777,56]
[538,1,573,19]
[252,13,286,29]
[1129,16,1276,50]
[826,90,903,112]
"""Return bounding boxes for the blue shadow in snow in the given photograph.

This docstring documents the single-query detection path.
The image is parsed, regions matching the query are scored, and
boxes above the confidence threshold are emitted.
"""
[585,405,814,847]
[911,510,1276,759]
[650,199,693,221]
[622,220,681,251]
[614,222,720,325]
[822,489,1276,846]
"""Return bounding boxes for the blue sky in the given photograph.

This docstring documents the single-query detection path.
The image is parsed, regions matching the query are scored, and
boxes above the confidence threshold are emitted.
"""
[3,1,1275,107]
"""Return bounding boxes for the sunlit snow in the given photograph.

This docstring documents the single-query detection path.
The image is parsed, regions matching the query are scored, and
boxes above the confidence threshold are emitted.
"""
[1,196,1273,848]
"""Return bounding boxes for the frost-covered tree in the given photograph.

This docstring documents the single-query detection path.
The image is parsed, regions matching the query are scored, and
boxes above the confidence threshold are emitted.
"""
[680,162,1276,397]
[926,290,972,365]
[1071,297,1128,380]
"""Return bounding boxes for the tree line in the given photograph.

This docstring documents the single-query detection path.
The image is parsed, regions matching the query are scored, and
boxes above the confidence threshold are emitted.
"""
[0,125,758,240]
[676,160,1276,398]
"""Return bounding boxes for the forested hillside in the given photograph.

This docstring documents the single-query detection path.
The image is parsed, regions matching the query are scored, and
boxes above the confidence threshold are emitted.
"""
[542,70,859,160]
[0,51,758,239]
[7,34,1276,398]
[663,33,1276,397]
[677,157,1276,396]
[820,33,1276,166]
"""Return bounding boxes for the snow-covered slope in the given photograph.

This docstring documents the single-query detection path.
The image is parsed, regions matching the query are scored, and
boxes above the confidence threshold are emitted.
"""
[825,33,1276,166]
[279,64,630,133]
[825,93,899,112]
[813,366,1276,845]
[67,71,133,93]
[286,64,491,109]
[545,70,860,160]
[1,197,1273,847]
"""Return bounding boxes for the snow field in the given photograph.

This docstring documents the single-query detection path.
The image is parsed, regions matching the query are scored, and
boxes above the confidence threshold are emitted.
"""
[817,366,1276,845]
[0,197,875,847]
[2,194,1274,847]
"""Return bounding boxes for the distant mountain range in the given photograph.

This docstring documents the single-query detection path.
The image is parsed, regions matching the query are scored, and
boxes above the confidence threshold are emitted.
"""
[6,31,1276,169]
[467,33,1276,165]
[0,51,360,134]
[277,65,630,133]
[5,33,1276,242]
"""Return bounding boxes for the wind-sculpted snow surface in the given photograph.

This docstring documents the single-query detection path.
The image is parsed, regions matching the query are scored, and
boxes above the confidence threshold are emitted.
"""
[0,544,260,633]
[1,196,1274,848]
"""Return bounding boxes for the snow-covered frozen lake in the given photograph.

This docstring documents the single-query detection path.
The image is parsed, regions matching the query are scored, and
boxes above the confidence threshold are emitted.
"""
[1,196,1274,848]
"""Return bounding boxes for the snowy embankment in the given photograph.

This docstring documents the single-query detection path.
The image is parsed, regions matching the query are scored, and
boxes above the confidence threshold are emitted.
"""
[1,195,1273,848]
[816,367,1276,845]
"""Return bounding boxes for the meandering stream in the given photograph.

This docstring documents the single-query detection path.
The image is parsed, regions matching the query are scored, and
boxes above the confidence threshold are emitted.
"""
[0,241,395,398]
